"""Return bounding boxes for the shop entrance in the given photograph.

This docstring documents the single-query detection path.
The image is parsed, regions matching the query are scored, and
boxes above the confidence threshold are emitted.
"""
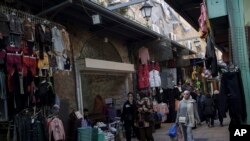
[80,72,128,113]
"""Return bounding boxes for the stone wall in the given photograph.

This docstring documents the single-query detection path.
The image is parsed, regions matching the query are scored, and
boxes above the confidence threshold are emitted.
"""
[53,23,132,137]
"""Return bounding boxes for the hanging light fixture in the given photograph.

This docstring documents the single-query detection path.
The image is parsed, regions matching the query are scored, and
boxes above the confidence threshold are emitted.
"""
[140,2,153,21]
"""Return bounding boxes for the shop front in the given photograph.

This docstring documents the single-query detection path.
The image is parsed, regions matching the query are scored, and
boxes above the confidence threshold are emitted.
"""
[75,56,135,123]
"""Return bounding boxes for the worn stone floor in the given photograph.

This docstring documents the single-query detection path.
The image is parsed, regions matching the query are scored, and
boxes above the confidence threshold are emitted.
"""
[123,117,230,141]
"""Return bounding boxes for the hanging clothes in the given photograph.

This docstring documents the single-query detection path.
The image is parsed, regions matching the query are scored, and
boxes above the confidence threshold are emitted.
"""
[35,23,52,59]
[61,29,70,51]
[56,56,64,70]
[6,53,22,74]
[48,117,65,141]
[52,26,64,53]
[150,61,160,71]
[205,35,218,77]
[8,13,23,35]
[0,71,8,121]
[198,0,208,38]
[219,71,247,125]
[0,12,10,36]
[38,53,50,69]
[137,64,149,89]
[149,69,161,88]
[14,113,49,141]
[0,71,6,99]
[0,50,6,64]
[36,80,55,107]
[63,56,71,70]
[23,18,35,42]
[138,47,150,64]
[23,55,37,76]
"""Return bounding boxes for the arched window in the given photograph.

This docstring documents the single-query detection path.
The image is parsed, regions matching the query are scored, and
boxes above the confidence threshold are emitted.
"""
[79,36,122,62]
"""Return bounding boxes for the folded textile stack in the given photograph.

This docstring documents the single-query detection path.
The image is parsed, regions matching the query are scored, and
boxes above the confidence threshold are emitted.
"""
[104,132,115,141]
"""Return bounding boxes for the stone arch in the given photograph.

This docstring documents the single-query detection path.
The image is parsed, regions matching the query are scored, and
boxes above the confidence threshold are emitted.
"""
[79,35,122,62]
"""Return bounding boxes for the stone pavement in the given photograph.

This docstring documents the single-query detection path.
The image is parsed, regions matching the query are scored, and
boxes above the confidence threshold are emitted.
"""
[123,117,230,141]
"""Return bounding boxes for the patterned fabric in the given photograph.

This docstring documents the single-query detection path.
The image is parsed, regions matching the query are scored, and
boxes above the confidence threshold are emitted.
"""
[138,64,149,89]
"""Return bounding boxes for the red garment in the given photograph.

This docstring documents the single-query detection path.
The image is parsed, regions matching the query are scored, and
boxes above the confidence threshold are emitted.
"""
[149,62,160,71]
[167,59,176,68]
[6,46,21,53]
[23,56,37,76]
[138,64,149,89]
[138,47,150,64]
[6,53,22,73]
[0,50,6,62]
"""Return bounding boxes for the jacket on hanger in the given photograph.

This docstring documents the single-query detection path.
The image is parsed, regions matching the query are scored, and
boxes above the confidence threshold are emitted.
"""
[23,18,35,41]
[52,26,64,53]
[0,13,10,36]
[35,23,52,44]
[61,29,70,51]
[36,81,55,106]
[8,13,23,34]
[149,69,161,87]
[205,35,218,77]
[48,117,65,141]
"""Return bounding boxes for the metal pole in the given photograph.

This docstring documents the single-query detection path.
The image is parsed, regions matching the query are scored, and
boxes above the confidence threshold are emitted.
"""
[107,0,147,11]
[36,0,73,16]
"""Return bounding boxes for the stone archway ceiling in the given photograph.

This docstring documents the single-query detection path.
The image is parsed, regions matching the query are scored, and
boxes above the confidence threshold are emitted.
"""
[79,36,122,62]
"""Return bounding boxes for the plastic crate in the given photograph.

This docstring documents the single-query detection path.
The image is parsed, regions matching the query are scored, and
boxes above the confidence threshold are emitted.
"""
[78,127,92,141]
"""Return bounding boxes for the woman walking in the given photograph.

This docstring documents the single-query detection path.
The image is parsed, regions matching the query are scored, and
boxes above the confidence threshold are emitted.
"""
[203,93,215,127]
[176,90,200,141]
[135,97,154,141]
[121,92,136,141]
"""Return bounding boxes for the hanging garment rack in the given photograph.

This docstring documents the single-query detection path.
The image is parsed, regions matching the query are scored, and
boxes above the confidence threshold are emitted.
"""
[0,5,65,29]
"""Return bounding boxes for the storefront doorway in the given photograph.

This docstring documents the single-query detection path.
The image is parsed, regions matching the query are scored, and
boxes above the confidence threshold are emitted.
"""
[80,72,128,112]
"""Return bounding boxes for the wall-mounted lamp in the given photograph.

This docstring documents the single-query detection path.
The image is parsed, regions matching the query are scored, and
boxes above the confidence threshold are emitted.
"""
[140,2,153,21]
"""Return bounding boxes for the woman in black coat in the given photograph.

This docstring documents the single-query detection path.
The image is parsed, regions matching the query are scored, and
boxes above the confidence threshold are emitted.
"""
[203,94,215,127]
[121,92,136,141]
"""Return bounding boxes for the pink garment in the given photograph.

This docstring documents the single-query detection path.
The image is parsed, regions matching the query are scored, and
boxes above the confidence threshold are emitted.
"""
[48,117,65,141]
[138,47,150,64]
[198,0,208,38]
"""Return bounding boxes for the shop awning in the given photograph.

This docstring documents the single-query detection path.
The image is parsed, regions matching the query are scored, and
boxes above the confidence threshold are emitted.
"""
[17,0,164,43]
[144,37,196,61]
[77,58,135,73]
[171,40,197,55]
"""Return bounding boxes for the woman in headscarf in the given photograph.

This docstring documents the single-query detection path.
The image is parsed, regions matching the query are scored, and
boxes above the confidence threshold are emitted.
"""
[176,90,200,141]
